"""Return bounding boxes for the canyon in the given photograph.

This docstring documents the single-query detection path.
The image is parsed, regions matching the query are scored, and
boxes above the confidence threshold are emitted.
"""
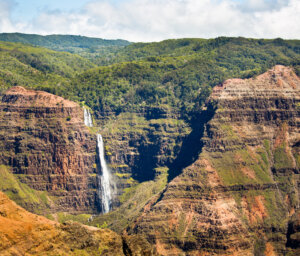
[0,65,299,255]
[127,65,300,255]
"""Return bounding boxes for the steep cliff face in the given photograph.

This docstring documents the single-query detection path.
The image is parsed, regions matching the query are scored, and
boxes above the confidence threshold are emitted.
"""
[99,110,191,210]
[128,66,300,255]
[0,86,98,214]
[87,109,191,231]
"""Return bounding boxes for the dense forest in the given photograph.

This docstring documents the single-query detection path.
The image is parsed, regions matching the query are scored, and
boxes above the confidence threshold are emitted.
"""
[0,33,131,65]
[0,41,95,91]
[0,34,300,120]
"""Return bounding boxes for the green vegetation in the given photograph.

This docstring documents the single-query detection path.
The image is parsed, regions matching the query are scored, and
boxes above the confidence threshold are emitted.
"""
[0,33,130,56]
[274,143,294,170]
[0,165,50,213]
[210,145,273,186]
[91,167,168,232]
[56,212,92,224]
[64,37,300,120]
[262,189,287,230]
[103,112,150,134]
[0,37,299,122]
[0,41,95,93]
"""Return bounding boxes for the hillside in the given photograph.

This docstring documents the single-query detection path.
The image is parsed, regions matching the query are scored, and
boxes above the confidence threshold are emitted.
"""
[0,33,131,65]
[66,37,300,120]
[0,33,130,52]
[0,190,155,255]
[0,65,299,256]
[0,41,95,94]
[90,37,300,66]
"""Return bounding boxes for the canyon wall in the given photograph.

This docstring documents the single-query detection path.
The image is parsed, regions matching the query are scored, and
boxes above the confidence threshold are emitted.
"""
[1,66,299,256]
[128,65,300,255]
[0,86,98,214]
[0,86,191,216]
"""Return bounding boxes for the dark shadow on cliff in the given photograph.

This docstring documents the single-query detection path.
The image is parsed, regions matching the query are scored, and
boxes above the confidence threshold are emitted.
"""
[131,137,160,182]
[167,104,216,182]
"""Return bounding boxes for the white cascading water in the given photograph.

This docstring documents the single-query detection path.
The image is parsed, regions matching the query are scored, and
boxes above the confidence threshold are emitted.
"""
[83,108,93,127]
[83,107,112,213]
[97,134,112,213]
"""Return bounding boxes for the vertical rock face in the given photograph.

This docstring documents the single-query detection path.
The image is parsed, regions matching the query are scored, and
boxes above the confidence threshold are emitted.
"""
[128,66,300,255]
[100,111,191,209]
[0,86,98,213]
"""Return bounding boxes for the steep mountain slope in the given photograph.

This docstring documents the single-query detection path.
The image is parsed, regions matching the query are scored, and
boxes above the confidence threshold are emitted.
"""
[0,86,98,214]
[0,190,156,256]
[127,66,300,255]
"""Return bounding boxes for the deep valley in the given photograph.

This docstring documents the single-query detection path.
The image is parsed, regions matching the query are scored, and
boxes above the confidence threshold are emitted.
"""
[0,34,299,256]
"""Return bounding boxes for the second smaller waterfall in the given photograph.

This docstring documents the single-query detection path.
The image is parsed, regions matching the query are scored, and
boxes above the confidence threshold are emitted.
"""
[97,134,112,213]
[84,108,93,127]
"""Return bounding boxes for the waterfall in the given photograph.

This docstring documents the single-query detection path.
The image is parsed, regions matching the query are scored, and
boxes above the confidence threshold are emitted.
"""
[83,108,93,127]
[83,107,112,213]
[97,134,112,213]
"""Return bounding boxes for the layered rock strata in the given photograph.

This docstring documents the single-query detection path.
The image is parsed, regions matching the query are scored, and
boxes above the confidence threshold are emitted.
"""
[100,111,191,206]
[0,86,98,213]
[128,65,300,255]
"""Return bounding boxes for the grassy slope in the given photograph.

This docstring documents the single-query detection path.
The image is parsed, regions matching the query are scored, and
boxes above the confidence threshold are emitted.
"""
[1,37,299,114]
[0,165,51,214]
[95,37,300,65]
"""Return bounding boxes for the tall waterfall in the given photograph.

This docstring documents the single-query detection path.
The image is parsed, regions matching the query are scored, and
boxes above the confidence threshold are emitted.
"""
[83,107,112,213]
[83,108,93,127]
[97,134,112,213]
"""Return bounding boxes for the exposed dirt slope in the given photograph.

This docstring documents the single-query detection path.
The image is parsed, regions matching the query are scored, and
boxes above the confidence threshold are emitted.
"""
[0,190,126,256]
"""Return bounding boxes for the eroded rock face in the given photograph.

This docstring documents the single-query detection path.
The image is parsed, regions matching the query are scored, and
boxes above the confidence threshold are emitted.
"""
[128,66,300,255]
[0,86,98,213]
[100,111,191,209]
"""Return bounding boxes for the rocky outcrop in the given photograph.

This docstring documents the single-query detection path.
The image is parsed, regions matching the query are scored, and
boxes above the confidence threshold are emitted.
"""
[128,66,300,255]
[0,86,98,214]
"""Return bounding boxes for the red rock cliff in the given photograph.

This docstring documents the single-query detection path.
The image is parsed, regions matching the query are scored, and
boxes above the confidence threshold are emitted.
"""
[128,66,300,255]
[0,86,98,213]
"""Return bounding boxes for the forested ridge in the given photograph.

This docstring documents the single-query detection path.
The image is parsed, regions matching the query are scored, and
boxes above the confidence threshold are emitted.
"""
[0,35,300,119]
